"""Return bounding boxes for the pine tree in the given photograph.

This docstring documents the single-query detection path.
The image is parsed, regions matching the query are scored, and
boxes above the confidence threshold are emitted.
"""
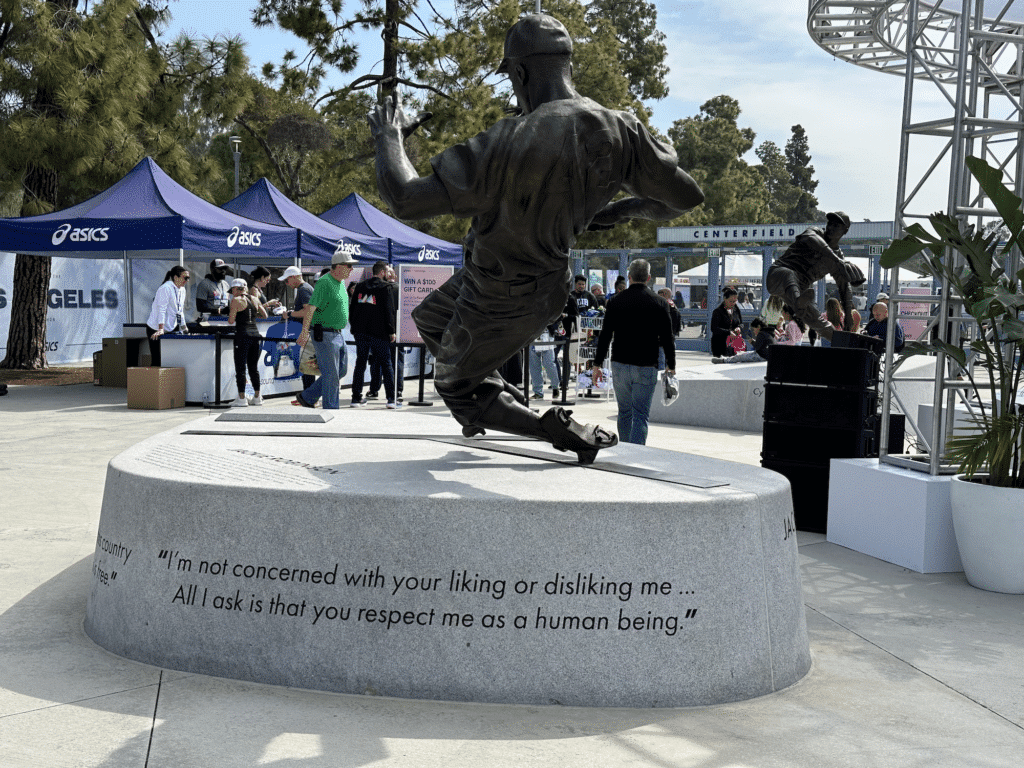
[585,0,668,101]
[754,140,799,224]
[784,124,821,222]
[0,0,251,368]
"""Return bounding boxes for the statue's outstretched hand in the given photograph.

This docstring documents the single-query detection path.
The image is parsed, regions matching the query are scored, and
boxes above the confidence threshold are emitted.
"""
[842,261,867,286]
[588,205,623,231]
[368,90,432,139]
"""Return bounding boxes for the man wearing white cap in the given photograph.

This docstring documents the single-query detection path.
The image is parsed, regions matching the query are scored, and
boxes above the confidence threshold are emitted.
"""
[280,266,316,389]
[368,13,704,463]
[294,249,358,410]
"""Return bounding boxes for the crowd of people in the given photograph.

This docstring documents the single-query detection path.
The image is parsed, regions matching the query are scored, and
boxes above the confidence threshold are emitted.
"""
[706,287,902,364]
[144,254,904,426]
[145,254,410,411]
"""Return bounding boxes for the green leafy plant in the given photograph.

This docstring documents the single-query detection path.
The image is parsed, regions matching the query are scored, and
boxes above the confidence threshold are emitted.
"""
[881,156,1024,488]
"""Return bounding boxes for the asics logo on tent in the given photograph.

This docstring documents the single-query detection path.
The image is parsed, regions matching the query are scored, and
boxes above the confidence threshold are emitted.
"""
[227,227,261,248]
[417,246,440,262]
[335,241,361,256]
[52,223,110,245]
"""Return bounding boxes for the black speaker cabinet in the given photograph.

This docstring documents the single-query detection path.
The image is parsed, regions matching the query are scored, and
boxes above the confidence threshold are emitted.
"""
[761,421,877,462]
[765,345,879,389]
[831,329,885,355]
[760,458,830,534]
[764,383,878,431]
[875,413,907,455]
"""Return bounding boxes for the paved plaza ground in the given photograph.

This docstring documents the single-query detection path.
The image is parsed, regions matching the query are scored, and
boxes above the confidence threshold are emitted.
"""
[1,355,1022,767]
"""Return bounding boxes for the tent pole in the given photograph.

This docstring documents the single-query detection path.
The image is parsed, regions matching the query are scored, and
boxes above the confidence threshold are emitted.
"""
[124,252,134,324]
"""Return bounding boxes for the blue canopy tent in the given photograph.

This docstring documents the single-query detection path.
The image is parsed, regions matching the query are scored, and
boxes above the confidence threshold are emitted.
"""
[0,157,302,320]
[222,178,389,265]
[319,192,462,266]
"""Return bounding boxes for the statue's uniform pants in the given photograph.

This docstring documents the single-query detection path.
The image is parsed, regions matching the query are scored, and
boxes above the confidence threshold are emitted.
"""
[412,265,569,436]
[765,264,835,341]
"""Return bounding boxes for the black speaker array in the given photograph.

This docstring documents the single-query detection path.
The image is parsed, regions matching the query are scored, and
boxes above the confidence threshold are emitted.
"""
[761,346,881,534]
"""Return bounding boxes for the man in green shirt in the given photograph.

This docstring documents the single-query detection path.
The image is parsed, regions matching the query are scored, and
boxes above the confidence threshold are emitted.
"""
[295,250,358,409]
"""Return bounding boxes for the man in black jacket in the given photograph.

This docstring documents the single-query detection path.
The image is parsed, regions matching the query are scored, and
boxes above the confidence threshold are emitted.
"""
[593,259,675,445]
[349,261,400,408]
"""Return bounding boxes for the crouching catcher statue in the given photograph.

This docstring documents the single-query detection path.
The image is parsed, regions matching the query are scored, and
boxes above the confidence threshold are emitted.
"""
[368,14,704,463]
[765,211,866,343]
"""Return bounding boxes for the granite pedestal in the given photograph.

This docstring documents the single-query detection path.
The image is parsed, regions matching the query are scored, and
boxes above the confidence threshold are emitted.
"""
[84,410,811,708]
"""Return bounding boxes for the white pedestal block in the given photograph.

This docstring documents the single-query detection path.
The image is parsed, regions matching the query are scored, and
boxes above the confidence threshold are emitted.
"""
[828,458,962,573]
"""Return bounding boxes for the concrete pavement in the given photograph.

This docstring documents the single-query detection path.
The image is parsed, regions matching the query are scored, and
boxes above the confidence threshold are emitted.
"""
[2,359,1022,767]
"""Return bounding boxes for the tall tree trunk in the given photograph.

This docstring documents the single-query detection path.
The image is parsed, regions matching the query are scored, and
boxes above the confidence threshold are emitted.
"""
[381,0,399,100]
[1,164,58,369]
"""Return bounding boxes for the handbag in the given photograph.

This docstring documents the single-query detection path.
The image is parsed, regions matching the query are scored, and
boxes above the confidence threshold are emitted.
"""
[276,342,297,378]
[299,343,319,375]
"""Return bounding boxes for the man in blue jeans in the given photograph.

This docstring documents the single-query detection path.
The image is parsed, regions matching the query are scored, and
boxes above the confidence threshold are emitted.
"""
[529,325,562,400]
[294,249,357,410]
[593,259,675,445]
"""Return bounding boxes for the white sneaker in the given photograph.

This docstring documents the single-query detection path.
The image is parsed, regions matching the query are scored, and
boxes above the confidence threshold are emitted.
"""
[230,398,248,407]
[386,401,402,409]
[248,395,263,406]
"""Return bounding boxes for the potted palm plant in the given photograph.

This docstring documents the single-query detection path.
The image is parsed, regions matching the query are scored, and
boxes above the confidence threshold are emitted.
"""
[881,156,1024,593]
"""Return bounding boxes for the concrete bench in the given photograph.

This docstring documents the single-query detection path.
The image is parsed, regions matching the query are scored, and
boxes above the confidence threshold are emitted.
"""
[650,360,768,432]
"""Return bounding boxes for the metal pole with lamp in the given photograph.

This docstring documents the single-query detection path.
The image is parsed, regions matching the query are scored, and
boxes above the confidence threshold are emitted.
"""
[230,135,241,197]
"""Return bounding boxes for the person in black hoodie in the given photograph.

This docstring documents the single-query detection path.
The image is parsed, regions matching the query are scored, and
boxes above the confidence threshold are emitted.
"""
[349,261,400,408]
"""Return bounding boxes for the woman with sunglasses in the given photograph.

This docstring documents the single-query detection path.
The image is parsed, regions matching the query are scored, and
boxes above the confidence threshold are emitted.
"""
[228,277,268,406]
[145,265,190,366]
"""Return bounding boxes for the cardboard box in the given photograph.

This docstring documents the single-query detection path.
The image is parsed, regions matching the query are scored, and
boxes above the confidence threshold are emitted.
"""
[93,351,103,386]
[127,367,186,410]
[102,337,144,387]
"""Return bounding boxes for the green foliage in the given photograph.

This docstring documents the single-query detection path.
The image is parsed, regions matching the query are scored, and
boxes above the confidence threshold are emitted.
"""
[880,156,1024,487]
[784,125,821,221]
[754,141,798,223]
[0,0,251,210]
[585,0,668,102]
[668,95,770,226]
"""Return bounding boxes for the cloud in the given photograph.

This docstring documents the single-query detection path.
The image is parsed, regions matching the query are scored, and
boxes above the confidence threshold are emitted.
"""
[649,1,953,221]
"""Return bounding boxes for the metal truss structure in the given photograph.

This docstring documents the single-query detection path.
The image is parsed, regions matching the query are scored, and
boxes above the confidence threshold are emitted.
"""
[807,0,1024,474]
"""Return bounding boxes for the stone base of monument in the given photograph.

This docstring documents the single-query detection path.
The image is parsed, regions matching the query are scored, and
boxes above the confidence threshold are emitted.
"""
[84,410,811,708]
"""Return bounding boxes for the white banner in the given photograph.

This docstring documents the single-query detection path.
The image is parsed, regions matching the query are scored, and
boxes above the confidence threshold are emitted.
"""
[0,253,211,365]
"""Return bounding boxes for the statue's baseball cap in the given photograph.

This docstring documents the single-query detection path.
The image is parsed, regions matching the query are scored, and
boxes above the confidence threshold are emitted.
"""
[826,211,851,229]
[496,14,572,74]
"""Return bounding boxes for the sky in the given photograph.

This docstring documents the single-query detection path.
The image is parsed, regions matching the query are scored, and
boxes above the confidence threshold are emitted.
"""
[164,0,927,224]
